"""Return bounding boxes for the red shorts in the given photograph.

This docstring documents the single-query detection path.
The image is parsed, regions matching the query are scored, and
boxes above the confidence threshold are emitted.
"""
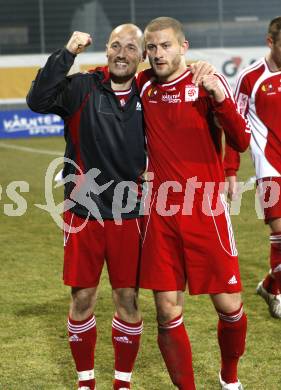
[140,194,242,295]
[63,211,142,289]
[257,177,281,223]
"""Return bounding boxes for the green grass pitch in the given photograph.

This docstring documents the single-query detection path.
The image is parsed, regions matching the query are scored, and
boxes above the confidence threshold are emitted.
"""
[0,137,280,389]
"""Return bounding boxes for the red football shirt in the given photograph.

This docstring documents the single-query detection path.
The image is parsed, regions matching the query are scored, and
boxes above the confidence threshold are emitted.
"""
[138,68,250,194]
[225,58,281,179]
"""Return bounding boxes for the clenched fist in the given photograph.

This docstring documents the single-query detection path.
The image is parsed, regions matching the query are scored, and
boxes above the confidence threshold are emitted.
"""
[66,31,92,55]
[201,74,225,103]
[189,61,216,86]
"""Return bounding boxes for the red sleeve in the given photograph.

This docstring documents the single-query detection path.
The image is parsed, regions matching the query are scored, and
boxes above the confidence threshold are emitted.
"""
[234,70,251,117]
[224,142,240,176]
[211,73,251,153]
[222,71,252,175]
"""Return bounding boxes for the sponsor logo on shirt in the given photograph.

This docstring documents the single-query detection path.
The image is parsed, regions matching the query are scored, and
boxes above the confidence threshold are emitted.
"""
[162,92,181,103]
[185,85,199,101]
[136,102,142,111]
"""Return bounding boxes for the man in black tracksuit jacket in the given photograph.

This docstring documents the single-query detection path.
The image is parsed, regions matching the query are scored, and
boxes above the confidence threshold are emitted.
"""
[27,26,146,390]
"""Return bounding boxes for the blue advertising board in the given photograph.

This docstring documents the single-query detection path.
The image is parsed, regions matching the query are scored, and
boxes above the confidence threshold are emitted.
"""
[0,109,64,139]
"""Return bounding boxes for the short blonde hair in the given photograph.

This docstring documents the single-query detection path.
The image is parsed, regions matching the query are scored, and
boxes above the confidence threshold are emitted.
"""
[144,17,186,44]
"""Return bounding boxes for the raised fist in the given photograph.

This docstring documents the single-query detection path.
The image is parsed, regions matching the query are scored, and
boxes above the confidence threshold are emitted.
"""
[66,31,92,55]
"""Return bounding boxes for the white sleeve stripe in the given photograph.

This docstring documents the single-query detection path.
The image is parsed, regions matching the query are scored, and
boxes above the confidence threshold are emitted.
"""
[140,79,152,98]
[215,73,251,134]
[234,59,264,99]
[215,73,234,102]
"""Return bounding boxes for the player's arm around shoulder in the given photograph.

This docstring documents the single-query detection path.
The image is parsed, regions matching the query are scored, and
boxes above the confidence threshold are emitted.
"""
[26,31,92,116]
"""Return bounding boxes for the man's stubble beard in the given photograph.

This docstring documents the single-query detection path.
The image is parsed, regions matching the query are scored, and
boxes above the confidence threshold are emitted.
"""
[150,54,182,80]
[110,71,136,84]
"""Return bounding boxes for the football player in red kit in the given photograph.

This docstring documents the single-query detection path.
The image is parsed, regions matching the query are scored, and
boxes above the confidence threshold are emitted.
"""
[137,17,250,390]
[224,16,281,319]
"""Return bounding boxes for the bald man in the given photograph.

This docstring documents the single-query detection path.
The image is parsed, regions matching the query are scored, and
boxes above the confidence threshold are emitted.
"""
[27,24,213,390]
[27,24,146,390]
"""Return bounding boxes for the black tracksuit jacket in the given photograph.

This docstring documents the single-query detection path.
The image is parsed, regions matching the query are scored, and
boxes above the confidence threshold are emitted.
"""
[27,48,146,220]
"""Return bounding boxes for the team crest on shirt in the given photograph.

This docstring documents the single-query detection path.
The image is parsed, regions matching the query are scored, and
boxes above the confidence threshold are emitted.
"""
[148,87,158,97]
[261,83,276,95]
[185,85,199,101]
[147,87,158,103]
[261,83,273,92]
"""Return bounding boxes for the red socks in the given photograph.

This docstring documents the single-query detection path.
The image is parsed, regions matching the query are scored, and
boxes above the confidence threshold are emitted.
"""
[269,232,281,290]
[157,315,196,390]
[67,308,246,388]
[68,314,142,389]
[68,314,97,390]
[217,305,247,384]
[112,316,143,389]
[262,273,280,295]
